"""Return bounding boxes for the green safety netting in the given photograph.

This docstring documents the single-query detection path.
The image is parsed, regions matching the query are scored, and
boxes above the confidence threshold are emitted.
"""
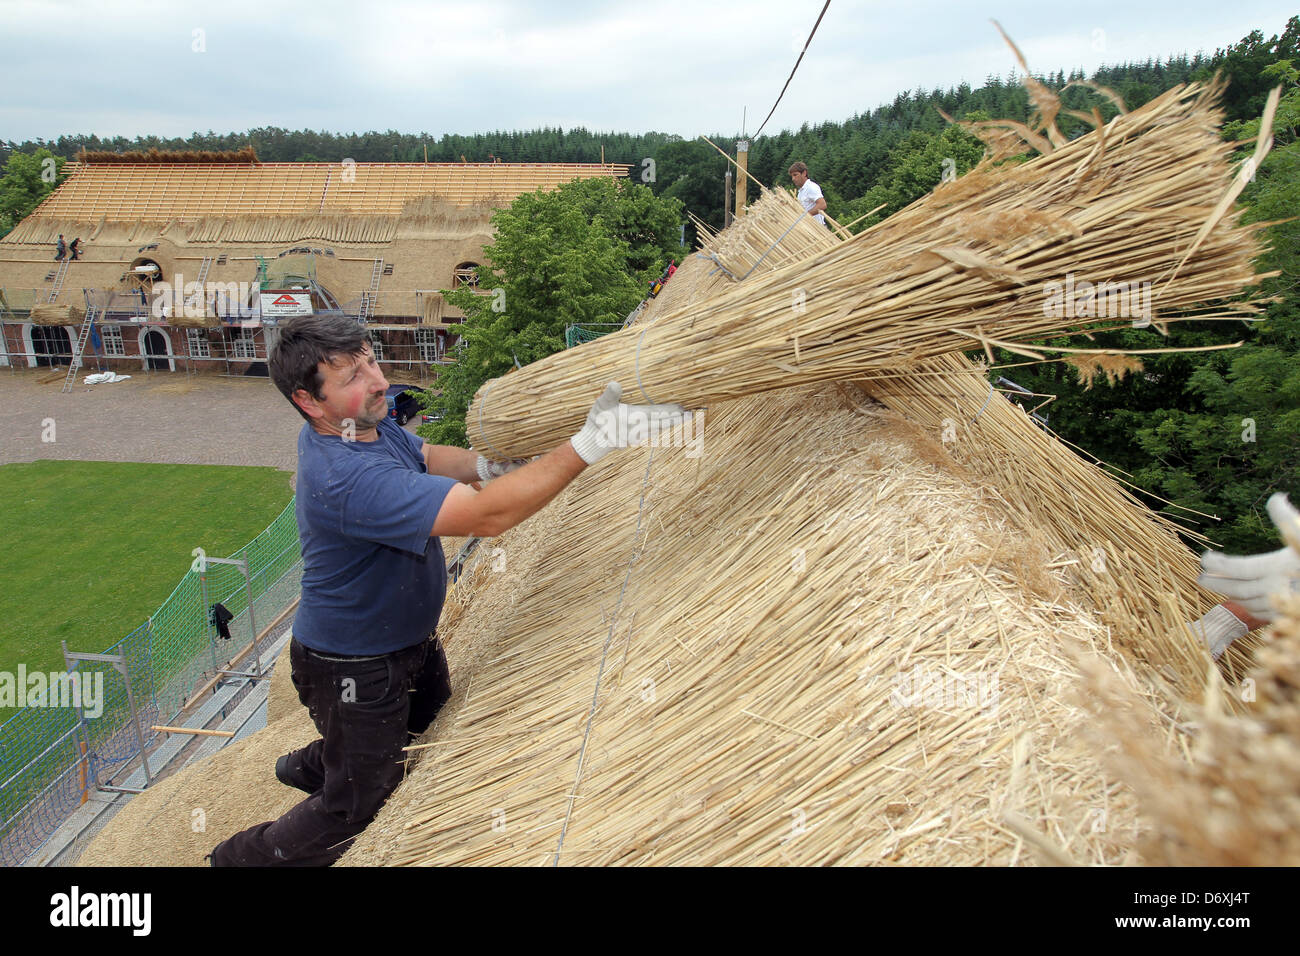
[0,498,303,866]
[564,323,623,349]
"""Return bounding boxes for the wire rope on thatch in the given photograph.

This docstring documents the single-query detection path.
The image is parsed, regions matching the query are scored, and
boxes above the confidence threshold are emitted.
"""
[467,78,1274,460]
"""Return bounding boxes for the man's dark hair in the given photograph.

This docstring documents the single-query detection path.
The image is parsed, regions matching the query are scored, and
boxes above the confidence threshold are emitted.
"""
[789,162,808,175]
[269,313,368,422]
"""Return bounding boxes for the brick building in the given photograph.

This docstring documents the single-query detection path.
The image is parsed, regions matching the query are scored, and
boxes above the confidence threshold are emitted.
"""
[0,157,628,377]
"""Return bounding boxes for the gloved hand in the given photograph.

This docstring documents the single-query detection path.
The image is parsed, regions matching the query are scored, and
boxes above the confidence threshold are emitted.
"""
[569,382,691,465]
[475,455,528,482]
[1197,493,1300,623]
[1189,603,1252,661]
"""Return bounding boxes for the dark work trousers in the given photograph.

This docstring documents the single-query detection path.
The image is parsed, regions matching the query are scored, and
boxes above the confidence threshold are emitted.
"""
[210,636,450,866]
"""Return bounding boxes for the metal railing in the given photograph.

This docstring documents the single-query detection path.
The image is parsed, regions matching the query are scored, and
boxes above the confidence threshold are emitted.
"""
[0,499,303,867]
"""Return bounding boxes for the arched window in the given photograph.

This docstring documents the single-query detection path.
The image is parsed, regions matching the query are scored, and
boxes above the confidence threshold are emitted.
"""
[452,262,480,289]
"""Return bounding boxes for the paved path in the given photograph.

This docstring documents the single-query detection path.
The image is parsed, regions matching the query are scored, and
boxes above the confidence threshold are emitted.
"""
[0,367,422,489]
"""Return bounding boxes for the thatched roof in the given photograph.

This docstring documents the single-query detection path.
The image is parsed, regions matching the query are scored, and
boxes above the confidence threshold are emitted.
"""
[75,147,260,165]
[23,161,629,223]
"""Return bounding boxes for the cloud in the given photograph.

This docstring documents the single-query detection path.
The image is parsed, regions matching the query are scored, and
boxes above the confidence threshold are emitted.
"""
[0,0,1291,142]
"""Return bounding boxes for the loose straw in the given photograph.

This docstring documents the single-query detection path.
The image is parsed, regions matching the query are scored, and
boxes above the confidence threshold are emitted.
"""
[468,77,1268,460]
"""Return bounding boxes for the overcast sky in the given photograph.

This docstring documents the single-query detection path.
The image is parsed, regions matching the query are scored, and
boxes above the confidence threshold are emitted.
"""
[0,1,1293,145]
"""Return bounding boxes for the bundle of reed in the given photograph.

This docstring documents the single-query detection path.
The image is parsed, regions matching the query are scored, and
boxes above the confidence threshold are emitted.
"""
[467,77,1272,460]
[166,309,221,329]
[29,303,84,326]
[669,182,1230,695]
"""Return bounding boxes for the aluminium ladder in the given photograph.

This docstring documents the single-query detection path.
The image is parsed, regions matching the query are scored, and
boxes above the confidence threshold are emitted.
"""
[60,303,97,392]
[46,258,71,303]
[358,258,384,323]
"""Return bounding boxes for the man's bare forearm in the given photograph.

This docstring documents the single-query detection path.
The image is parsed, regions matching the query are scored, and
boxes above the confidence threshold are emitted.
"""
[471,442,587,535]
[423,444,480,483]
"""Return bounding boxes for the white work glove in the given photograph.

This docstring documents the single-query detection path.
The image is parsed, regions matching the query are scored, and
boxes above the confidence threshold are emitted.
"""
[1197,493,1300,623]
[1189,604,1251,661]
[569,382,691,466]
[475,455,528,482]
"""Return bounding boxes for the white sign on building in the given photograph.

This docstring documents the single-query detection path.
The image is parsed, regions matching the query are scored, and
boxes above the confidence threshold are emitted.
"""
[259,291,313,319]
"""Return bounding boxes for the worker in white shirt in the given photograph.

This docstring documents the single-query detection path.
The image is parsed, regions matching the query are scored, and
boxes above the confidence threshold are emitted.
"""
[789,162,827,226]
[1192,493,1300,659]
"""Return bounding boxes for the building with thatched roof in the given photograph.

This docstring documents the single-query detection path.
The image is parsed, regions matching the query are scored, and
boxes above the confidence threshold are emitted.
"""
[0,156,629,375]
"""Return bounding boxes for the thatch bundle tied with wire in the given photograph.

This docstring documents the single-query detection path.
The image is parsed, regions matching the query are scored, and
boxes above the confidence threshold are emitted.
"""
[468,77,1276,460]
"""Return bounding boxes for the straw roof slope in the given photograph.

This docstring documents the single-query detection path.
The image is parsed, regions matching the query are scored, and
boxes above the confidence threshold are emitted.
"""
[17,162,629,227]
[342,384,1152,866]
[29,302,84,326]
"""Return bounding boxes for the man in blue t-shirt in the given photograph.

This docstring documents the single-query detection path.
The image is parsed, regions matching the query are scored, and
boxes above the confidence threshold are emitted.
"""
[210,313,689,866]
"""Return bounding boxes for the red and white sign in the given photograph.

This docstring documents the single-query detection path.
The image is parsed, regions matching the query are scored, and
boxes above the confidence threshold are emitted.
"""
[259,291,313,317]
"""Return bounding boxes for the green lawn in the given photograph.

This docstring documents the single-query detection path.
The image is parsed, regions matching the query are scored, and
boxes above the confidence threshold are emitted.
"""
[0,461,294,723]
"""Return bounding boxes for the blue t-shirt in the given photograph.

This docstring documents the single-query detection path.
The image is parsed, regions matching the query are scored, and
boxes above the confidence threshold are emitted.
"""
[292,416,458,655]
